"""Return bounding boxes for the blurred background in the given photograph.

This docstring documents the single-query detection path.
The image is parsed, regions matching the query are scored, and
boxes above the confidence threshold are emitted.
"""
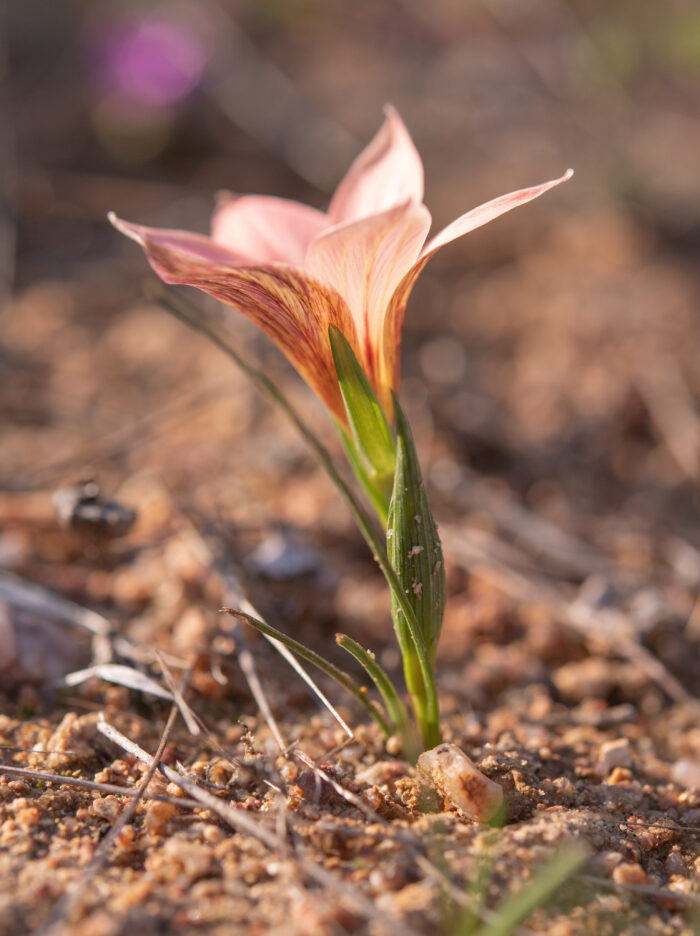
[2,0,700,666]
[3,11,700,931]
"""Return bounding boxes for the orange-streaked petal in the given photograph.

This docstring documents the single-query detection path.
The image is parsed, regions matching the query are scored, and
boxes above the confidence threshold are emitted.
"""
[211,195,327,265]
[305,201,431,414]
[382,170,574,393]
[109,213,356,423]
[327,106,424,226]
[109,213,250,264]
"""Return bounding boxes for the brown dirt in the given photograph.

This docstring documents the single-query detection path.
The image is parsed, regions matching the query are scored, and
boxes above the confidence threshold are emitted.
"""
[2,2,700,934]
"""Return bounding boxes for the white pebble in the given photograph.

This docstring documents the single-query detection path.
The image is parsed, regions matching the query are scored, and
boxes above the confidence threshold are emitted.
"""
[417,742,503,823]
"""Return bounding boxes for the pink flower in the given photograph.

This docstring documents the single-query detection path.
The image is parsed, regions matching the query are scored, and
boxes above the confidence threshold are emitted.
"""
[110,108,571,424]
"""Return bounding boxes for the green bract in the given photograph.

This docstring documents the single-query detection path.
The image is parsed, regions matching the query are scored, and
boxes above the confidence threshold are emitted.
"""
[388,396,446,663]
[329,324,395,476]
[387,395,445,748]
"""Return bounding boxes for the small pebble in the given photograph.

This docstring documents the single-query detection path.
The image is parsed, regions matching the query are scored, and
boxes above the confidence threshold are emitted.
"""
[590,850,624,875]
[665,850,686,877]
[249,533,320,579]
[417,742,503,823]
[598,738,633,774]
[145,800,176,835]
[552,658,613,701]
[162,837,215,880]
[355,760,408,792]
[671,759,700,790]
[90,796,122,822]
[297,765,342,805]
[607,766,633,785]
[612,862,649,886]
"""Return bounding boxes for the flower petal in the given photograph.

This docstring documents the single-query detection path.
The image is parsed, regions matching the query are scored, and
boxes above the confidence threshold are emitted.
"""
[109,212,249,264]
[382,170,574,393]
[421,169,574,258]
[327,106,424,226]
[109,213,356,423]
[305,201,431,415]
[211,195,327,265]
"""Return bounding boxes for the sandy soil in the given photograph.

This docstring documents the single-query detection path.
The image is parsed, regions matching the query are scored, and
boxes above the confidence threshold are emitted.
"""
[3,2,700,933]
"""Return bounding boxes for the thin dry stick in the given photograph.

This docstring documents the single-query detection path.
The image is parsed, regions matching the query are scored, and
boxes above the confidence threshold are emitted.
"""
[579,874,700,906]
[0,570,185,671]
[179,515,353,738]
[170,520,297,752]
[567,597,700,715]
[36,705,180,936]
[0,764,200,808]
[0,571,111,636]
[97,718,419,936]
[63,662,174,700]
[234,627,287,752]
[155,650,201,736]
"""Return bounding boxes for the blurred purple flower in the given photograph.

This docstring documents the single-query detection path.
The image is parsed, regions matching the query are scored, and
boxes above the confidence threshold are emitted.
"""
[88,3,211,108]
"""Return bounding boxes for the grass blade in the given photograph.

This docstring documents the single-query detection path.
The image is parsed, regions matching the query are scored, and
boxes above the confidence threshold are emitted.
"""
[473,842,588,936]
[335,633,411,747]
[222,607,391,736]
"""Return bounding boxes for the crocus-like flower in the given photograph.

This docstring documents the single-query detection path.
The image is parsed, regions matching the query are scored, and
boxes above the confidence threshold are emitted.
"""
[110,108,571,424]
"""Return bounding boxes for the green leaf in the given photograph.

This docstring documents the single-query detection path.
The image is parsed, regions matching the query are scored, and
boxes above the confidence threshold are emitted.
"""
[388,396,446,663]
[222,608,391,737]
[472,842,588,936]
[329,325,396,479]
[335,633,413,750]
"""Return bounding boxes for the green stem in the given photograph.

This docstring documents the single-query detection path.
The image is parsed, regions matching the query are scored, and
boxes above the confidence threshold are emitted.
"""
[153,285,440,751]
[222,608,391,736]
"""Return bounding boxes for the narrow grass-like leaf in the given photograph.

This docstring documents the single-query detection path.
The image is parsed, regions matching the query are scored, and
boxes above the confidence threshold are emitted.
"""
[438,829,499,936]
[222,607,391,736]
[335,633,411,746]
[329,324,396,479]
[472,842,588,936]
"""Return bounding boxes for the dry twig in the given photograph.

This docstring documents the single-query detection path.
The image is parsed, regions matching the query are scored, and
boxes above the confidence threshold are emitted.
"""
[36,705,180,936]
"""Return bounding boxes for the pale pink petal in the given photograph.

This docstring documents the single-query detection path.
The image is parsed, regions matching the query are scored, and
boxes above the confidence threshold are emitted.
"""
[109,213,250,264]
[421,169,574,258]
[382,170,574,394]
[211,195,327,265]
[327,106,424,226]
[305,201,431,414]
[109,213,356,424]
